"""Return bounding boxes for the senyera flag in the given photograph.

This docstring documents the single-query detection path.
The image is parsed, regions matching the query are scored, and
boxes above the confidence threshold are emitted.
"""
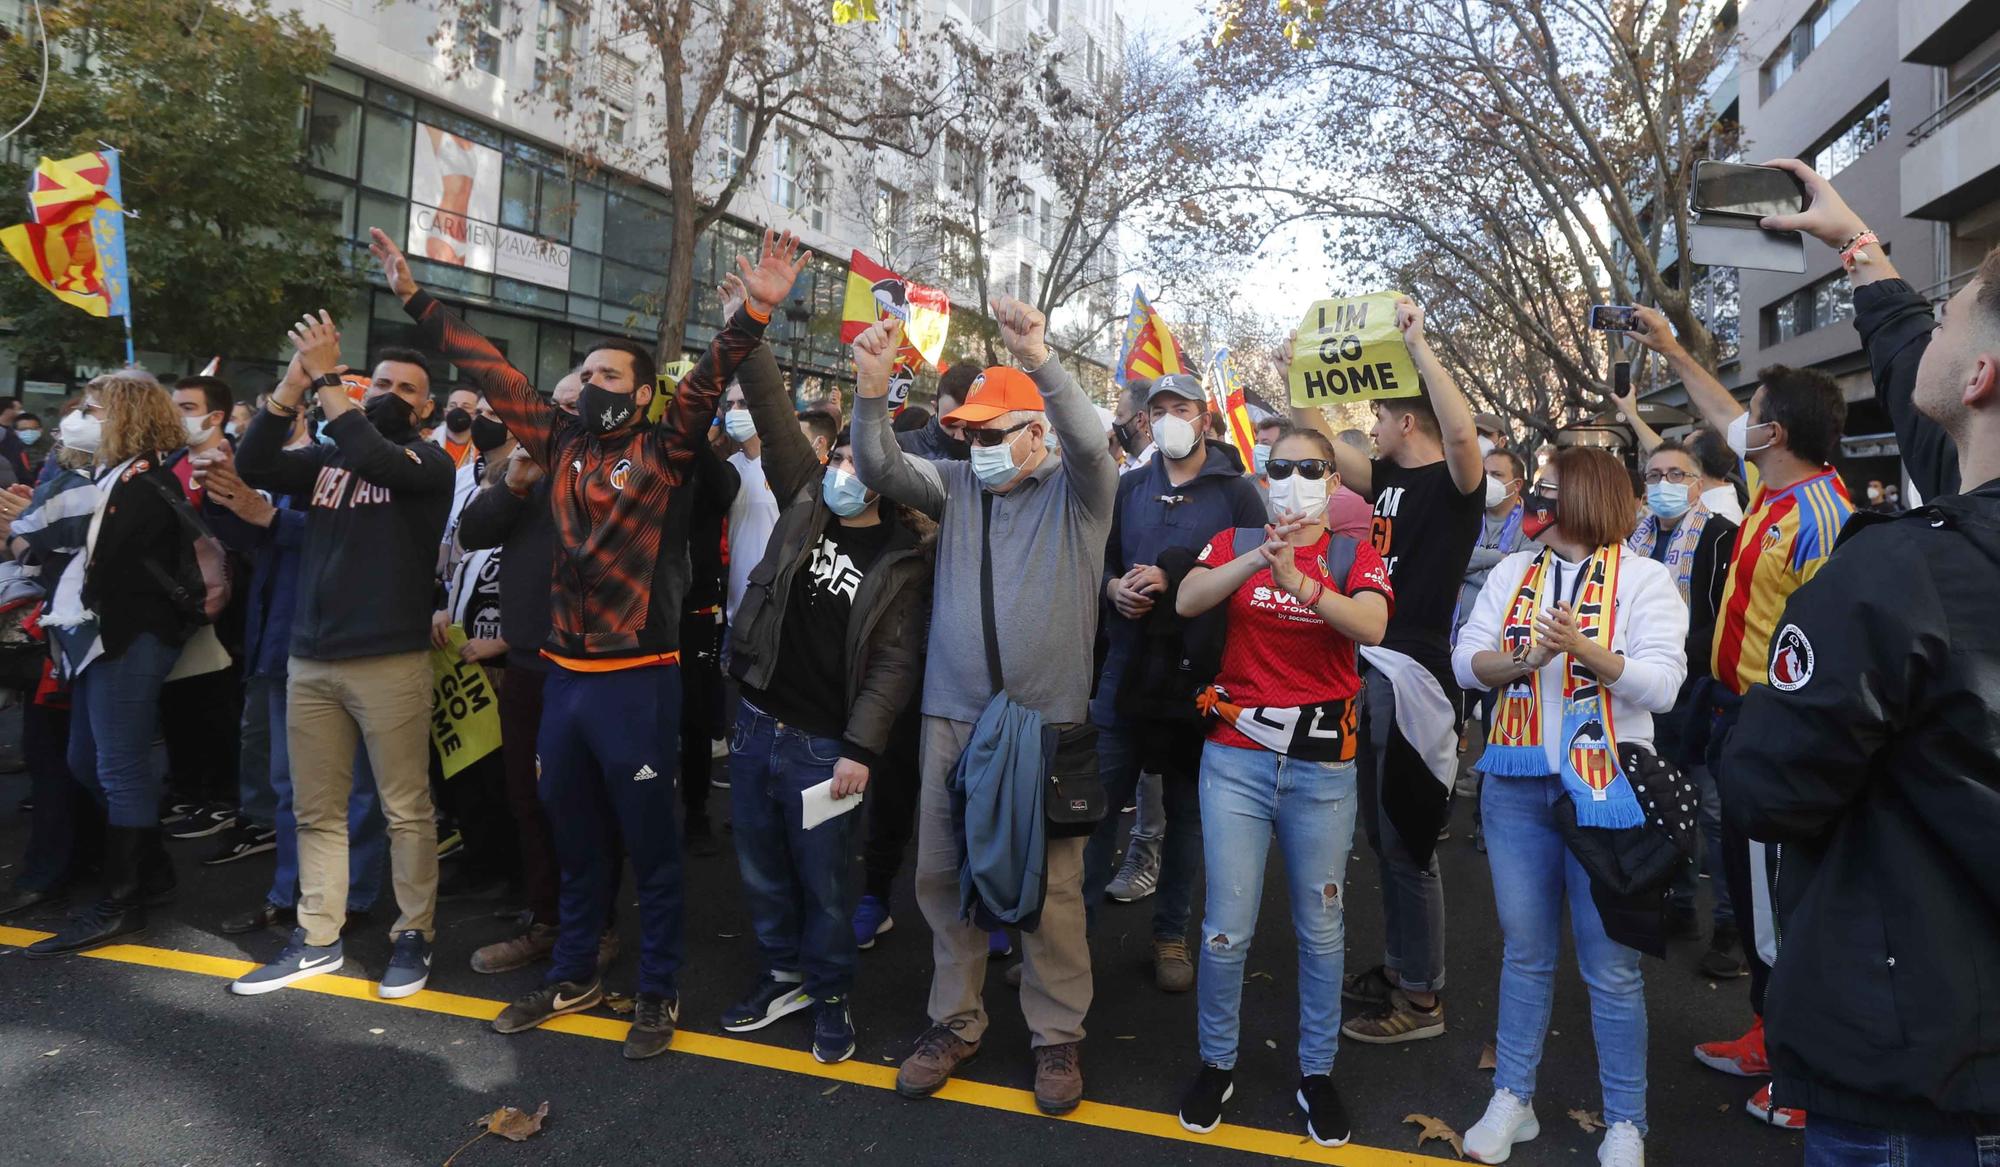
[842,250,950,411]
[1116,284,1190,388]
[2,150,131,321]
[29,152,119,227]
[1207,346,1259,468]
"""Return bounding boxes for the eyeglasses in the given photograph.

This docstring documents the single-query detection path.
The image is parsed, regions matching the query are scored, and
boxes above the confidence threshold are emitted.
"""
[1642,469,1694,484]
[1530,481,1560,497]
[1266,458,1331,481]
[965,419,1033,448]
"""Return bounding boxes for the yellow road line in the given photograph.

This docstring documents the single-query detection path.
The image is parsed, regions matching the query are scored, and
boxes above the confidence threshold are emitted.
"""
[1,925,1458,1165]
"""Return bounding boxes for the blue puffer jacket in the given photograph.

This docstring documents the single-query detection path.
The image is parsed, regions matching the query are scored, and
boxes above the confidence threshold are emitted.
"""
[1091,439,1267,728]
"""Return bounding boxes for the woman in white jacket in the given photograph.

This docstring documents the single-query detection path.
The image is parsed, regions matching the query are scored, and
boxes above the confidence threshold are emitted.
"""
[1450,446,1687,1167]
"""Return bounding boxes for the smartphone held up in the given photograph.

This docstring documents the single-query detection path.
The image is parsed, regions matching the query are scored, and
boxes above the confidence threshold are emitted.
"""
[1687,159,1810,274]
[1589,306,1641,332]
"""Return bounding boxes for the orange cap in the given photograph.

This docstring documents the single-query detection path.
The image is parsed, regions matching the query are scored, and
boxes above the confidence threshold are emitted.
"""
[942,366,1043,426]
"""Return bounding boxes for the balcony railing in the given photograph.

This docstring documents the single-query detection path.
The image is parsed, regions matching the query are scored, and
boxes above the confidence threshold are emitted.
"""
[1918,266,1981,306]
[1909,58,2000,145]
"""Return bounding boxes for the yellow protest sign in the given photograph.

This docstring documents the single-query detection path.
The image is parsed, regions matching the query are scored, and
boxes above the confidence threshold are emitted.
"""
[429,625,502,778]
[1288,292,1422,408]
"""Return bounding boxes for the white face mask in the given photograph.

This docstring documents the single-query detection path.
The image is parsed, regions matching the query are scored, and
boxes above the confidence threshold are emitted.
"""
[1477,435,1495,457]
[724,408,756,442]
[1152,413,1199,461]
[60,409,102,455]
[1484,474,1513,508]
[184,414,216,445]
[1267,472,1330,519]
[1727,412,1774,458]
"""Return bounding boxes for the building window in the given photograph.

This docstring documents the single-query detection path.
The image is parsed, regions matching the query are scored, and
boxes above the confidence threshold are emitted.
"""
[605,114,627,146]
[715,102,753,182]
[460,0,503,75]
[1761,0,1858,96]
[1039,195,1058,252]
[1810,91,1890,179]
[774,132,824,231]
[1768,268,1855,345]
[944,131,982,208]
[534,1,584,98]
[872,182,905,256]
[1018,262,1036,301]
[942,223,980,286]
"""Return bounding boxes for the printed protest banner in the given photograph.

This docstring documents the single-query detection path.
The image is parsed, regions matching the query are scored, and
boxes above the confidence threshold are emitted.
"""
[429,624,502,779]
[1288,292,1421,408]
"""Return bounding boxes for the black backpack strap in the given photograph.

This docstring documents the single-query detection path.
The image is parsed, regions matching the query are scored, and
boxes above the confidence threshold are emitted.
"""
[980,491,1004,694]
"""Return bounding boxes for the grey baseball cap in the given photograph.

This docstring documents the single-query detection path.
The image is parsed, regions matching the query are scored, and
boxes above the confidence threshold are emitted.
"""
[1147,373,1205,403]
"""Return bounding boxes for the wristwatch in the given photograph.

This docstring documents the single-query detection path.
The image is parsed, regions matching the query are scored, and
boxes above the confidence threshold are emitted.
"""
[312,372,345,390]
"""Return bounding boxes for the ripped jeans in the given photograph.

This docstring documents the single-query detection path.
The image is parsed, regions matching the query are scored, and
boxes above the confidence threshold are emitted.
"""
[1195,740,1359,1076]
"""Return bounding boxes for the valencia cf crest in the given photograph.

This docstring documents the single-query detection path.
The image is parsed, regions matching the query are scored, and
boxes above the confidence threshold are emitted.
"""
[1566,716,1613,792]
[609,458,632,492]
[1771,623,1814,691]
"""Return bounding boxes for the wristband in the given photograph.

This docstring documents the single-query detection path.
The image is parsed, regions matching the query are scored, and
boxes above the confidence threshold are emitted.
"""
[743,301,771,324]
[1839,231,1880,272]
[265,398,300,418]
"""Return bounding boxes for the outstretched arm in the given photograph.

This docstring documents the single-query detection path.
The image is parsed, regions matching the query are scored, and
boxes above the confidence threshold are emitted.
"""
[851,318,947,518]
[659,230,805,454]
[1399,298,1483,495]
[1280,333,1373,496]
[1629,305,1744,435]
[992,295,1116,520]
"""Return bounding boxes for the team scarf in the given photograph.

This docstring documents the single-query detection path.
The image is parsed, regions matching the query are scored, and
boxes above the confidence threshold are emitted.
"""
[1627,506,1711,605]
[1482,546,1643,828]
[1196,685,1356,762]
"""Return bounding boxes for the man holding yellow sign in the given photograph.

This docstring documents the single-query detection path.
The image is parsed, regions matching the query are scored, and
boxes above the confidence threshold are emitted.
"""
[1285,294,1484,1050]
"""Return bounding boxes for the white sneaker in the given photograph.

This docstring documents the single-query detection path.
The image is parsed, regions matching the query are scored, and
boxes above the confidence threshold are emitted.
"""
[1464,1089,1539,1164]
[1598,1121,1644,1166]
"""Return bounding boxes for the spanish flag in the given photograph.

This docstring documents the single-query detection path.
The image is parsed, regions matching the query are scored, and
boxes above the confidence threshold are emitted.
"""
[840,250,950,368]
[1115,285,1190,387]
[1206,346,1259,468]
[29,152,119,227]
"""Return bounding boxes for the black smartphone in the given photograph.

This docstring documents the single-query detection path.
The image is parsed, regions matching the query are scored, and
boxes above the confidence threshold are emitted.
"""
[1590,305,1640,332]
[1692,160,1807,220]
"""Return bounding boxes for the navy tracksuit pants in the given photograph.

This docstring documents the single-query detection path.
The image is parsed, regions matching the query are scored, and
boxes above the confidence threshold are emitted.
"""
[537,663,685,997]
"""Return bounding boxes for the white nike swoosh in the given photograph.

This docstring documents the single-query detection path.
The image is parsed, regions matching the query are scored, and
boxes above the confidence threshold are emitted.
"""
[298,955,333,969]
[552,991,590,1010]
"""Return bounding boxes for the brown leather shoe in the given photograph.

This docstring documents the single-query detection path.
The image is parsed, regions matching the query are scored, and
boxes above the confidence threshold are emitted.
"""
[1153,937,1194,993]
[895,1023,979,1098]
[1033,1041,1084,1115]
[471,922,558,974]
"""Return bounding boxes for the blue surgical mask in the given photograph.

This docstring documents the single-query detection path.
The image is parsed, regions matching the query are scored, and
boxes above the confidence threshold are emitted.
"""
[821,467,871,517]
[1646,480,1692,521]
[1251,443,1271,474]
[16,427,40,446]
[970,440,1019,489]
[724,408,757,442]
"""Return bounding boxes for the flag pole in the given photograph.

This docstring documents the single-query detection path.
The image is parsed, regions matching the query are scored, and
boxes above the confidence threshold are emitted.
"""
[122,314,134,366]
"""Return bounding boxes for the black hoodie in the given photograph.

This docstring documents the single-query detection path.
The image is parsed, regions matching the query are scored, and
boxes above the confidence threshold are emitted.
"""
[237,406,457,661]
[1724,479,2000,1134]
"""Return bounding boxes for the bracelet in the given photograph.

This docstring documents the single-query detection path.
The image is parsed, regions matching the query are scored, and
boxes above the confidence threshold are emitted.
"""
[1835,228,1872,252]
[1302,579,1325,607]
[265,398,300,418]
[1839,231,1880,272]
[1018,348,1055,375]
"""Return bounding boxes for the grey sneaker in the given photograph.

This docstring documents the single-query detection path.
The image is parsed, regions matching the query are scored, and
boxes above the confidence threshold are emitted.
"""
[1106,836,1161,902]
[378,930,431,999]
[231,928,343,996]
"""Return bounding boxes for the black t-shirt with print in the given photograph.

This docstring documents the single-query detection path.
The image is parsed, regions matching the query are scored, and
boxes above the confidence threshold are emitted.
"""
[743,519,893,742]
[1369,457,1484,682]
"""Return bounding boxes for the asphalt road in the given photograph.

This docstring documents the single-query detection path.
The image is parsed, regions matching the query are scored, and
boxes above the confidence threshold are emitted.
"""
[0,752,1803,1167]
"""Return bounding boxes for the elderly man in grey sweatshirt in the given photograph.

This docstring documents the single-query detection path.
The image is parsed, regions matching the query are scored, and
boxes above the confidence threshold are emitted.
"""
[851,297,1117,1116]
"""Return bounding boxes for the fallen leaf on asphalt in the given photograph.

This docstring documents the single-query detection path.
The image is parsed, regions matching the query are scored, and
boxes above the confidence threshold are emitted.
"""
[603,994,635,1015]
[1717,1103,1730,1113]
[1477,1043,1496,1071]
[1569,1108,1605,1133]
[369,1028,385,1035]
[1113,1035,1135,1040]
[41,1048,59,1057]
[1402,1113,1464,1157]
[485,1103,549,1142]
[821,1085,841,1097]
[1265,1039,1277,1049]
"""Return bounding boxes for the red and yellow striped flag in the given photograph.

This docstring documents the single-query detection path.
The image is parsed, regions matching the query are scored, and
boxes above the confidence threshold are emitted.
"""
[0,216,115,316]
[1116,285,1190,387]
[29,152,119,227]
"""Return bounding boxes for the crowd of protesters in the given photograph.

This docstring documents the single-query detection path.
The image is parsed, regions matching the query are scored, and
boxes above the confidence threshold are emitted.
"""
[3,154,1998,1167]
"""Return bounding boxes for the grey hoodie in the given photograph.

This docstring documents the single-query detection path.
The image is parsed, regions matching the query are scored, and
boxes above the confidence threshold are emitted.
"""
[854,359,1117,724]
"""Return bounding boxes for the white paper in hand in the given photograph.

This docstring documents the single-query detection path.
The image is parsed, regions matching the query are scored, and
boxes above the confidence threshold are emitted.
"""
[801,777,863,831]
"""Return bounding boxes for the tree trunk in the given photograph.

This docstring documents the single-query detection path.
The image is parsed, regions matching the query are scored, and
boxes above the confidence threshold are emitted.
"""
[655,176,701,366]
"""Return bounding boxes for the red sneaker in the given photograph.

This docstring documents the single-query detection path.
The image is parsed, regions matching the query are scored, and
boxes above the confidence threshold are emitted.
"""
[1694,1016,1771,1077]
[1745,1082,1806,1129]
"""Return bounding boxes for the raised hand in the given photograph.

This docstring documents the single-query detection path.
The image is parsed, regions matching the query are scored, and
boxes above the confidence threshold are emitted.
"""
[368,228,419,302]
[736,228,812,316]
[1626,305,1685,360]
[503,445,544,492]
[1260,539,1308,597]
[288,310,342,379]
[851,317,900,399]
[990,295,1050,368]
[718,272,748,322]
[1395,297,1426,347]
[1757,158,1867,248]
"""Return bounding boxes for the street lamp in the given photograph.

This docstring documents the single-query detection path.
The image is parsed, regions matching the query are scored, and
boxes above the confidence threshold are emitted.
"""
[784,294,811,407]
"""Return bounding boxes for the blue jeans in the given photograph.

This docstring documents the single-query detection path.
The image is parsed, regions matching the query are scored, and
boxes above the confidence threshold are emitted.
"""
[1196,741,1358,1076]
[538,664,685,997]
[1084,720,1202,940]
[238,675,276,828]
[264,678,386,912]
[1804,1115,2000,1166]
[69,633,182,828]
[729,699,857,998]
[1483,774,1648,1131]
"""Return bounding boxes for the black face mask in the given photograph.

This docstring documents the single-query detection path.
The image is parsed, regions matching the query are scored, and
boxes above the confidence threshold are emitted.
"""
[470,414,510,453]
[363,393,418,441]
[937,423,970,461]
[443,407,473,434]
[1521,489,1560,540]
[578,382,639,436]
[1112,420,1142,456]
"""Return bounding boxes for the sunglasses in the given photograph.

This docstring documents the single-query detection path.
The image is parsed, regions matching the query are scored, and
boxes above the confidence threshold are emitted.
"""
[965,419,1033,448]
[1266,458,1332,481]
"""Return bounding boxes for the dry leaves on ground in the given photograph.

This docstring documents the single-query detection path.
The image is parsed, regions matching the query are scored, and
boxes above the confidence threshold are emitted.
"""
[603,994,635,1015]
[1569,1108,1605,1133]
[443,1102,550,1165]
[1403,1113,1464,1157]
[1477,1043,1496,1071]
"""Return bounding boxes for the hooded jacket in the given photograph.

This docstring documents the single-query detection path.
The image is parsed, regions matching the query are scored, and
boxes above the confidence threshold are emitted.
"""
[1724,480,2000,1134]
[1853,280,1958,502]
[727,342,933,765]
[896,415,969,462]
[1090,438,1267,728]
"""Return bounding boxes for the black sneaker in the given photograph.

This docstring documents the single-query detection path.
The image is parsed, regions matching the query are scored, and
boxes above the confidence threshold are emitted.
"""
[1296,1074,1351,1148]
[169,804,240,840]
[720,974,813,1033]
[159,801,202,827]
[220,901,295,935]
[378,930,431,999]
[493,979,603,1034]
[1340,963,1395,1009]
[201,823,277,866]
[623,992,678,1060]
[812,996,856,1064]
[1177,1064,1235,1134]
